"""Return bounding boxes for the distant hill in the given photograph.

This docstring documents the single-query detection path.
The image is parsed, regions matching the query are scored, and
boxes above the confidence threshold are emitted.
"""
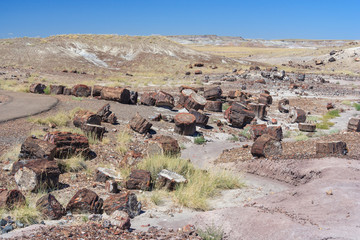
[167,35,245,46]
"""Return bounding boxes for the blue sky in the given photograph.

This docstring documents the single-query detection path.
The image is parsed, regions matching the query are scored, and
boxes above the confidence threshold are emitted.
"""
[0,0,358,40]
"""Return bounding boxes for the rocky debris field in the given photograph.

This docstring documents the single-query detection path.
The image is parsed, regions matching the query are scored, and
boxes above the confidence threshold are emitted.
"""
[1,62,360,239]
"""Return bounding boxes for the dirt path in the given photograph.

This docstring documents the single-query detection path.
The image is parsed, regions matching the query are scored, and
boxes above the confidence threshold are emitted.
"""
[0,91,58,123]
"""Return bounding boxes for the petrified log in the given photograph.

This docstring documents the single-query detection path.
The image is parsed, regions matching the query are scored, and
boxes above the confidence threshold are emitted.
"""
[194,70,202,75]
[63,88,72,95]
[130,113,153,134]
[205,100,222,112]
[228,90,243,99]
[174,113,196,136]
[105,180,119,193]
[178,85,198,93]
[0,189,26,209]
[194,63,204,67]
[347,118,360,132]
[204,86,222,100]
[258,93,273,105]
[73,110,102,128]
[140,92,157,106]
[155,91,175,109]
[147,135,180,156]
[50,85,65,95]
[250,124,268,140]
[298,123,316,132]
[82,124,106,140]
[94,167,122,183]
[267,126,283,141]
[228,107,255,128]
[44,131,90,158]
[107,210,131,230]
[101,87,130,103]
[129,91,138,105]
[96,103,117,124]
[126,169,152,191]
[157,169,187,191]
[189,109,209,126]
[316,141,347,155]
[178,89,195,107]
[71,84,91,97]
[251,134,282,158]
[255,79,266,84]
[184,93,207,111]
[278,99,290,113]
[92,85,104,97]
[103,192,141,218]
[14,159,60,192]
[289,108,306,123]
[36,194,65,220]
[248,103,267,120]
[29,83,46,94]
[66,188,103,214]
[19,136,56,160]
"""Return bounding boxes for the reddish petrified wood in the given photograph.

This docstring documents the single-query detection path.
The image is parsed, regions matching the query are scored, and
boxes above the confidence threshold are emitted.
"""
[140,92,157,106]
[96,103,117,124]
[267,126,283,141]
[73,110,102,128]
[258,93,273,105]
[250,124,268,140]
[36,194,65,220]
[0,189,26,209]
[126,169,152,191]
[103,192,141,218]
[63,88,72,95]
[189,109,209,126]
[251,134,282,158]
[155,91,175,109]
[205,100,222,112]
[147,135,180,156]
[92,85,104,97]
[278,98,290,113]
[101,87,130,103]
[347,118,360,132]
[178,89,195,107]
[82,124,106,140]
[50,85,65,95]
[316,141,347,155]
[105,180,119,193]
[174,113,196,136]
[29,83,46,94]
[290,108,306,123]
[204,86,222,100]
[71,84,91,97]
[130,113,153,134]
[14,159,61,192]
[184,93,207,111]
[66,188,103,214]
[298,123,316,132]
[227,105,255,128]
[248,103,267,120]
[129,90,138,105]
[44,131,90,158]
[19,136,56,160]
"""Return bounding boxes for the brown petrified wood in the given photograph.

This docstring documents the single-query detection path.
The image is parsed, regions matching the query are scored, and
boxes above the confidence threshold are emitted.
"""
[71,84,91,97]
[103,192,141,218]
[82,124,106,140]
[0,189,26,209]
[73,110,102,128]
[66,188,103,214]
[126,169,152,191]
[205,100,222,112]
[227,104,255,128]
[36,194,65,220]
[258,93,273,105]
[248,103,267,120]
[129,90,138,105]
[189,109,209,126]
[101,87,130,103]
[19,136,56,160]
[298,123,316,132]
[96,103,117,124]
[204,86,222,100]
[44,131,90,158]
[347,118,360,132]
[157,169,187,191]
[50,85,65,95]
[278,98,290,113]
[155,91,175,109]
[92,85,104,97]
[63,87,72,95]
[251,134,282,158]
[174,113,196,136]
[14,159,61,192]
[184,93,207,111]
[178,89,195,107]
[147,135,180,156]
[250,124,268,140]
[94,167,122,183]
[316,141,347,155]
[130,113,153,134]
[289,108,307,123]
[29,83,46,94]
[105,180,119,193]
[267,126,283,141]
[140,92,157,106]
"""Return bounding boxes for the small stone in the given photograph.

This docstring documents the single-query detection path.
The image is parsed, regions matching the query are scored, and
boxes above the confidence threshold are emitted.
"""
[15,221,24,228]
[103,219,111,228]
[326,190,333,195]
[0,219,7,226]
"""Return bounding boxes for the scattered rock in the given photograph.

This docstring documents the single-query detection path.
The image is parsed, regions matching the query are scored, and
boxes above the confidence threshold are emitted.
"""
[316,141,347,155]
[71,84,91,97]
[0,189,26,209]
[103,192,141,218]
[29,83,46,94]
[19,136,56,160]
[94,167,122,183]
[347,118,360,132]
[130,113,153,134]
[174,113,196,136]
[126,169,152,191]
[251,134,282,158]
[147,135,180,156]
[66,188,103,214]
[157,169,187,191]
[298,123,316,132]
[101,87,130,104]
[36,194,65,220]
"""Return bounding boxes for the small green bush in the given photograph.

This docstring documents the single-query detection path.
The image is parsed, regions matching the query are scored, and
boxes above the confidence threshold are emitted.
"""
[194,136,206,145]
[353,103,360,111]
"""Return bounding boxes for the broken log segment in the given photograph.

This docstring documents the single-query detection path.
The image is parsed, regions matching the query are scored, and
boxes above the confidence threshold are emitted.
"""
[174,113,196,136]
[101,87,130,103]
[298,123,316,132]
[36,194,65,220]
[347,118,360,132]
[248,103,267,120]
[103,191,141,218]
[130,113,153,134]
[178,89,195,107]
[29,83,46,94]
[147,135,180,156]
[228,106,255,128]
[278,98,290,113]
[71,84,91,97]
[157,169,187,191]
[184,92,207,111]
[267,126,283,141]
[140,92,157,106]
[126,169,152,191]
[258,93,273,105]
[73,110,102,128]
[50,85,65,95]
[155,91,175,109]
[189,109,209,127]
[251,134,282,158]
[19,136,56,160]
[316,141,347,155]
[0,189,26,209]
[66,188,103,214]
[204,100,222,112]
[96,103,117,124]
[204,86,222,100]
[289,108,306,123]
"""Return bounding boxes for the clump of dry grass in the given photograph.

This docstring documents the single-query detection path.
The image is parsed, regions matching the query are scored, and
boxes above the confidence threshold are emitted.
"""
[58,155,87,172]
[116,131,132,154]
[0,145,21,163]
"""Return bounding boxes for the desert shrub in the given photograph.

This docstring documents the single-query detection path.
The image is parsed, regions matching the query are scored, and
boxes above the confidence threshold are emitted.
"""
[316,120,334,130]
[294,132,309,141]
[198,224,224,240]
[341,100,351,106]
[227,134,239,141]
[58,155,87,172]
[353,103,360,111]
[239,126,251,140]
[43,86,51,95]
[116,131,132,154]
[325,109,340,118]
[150,191,164,206]
[194,136,206,145]
[0,145,21,163]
